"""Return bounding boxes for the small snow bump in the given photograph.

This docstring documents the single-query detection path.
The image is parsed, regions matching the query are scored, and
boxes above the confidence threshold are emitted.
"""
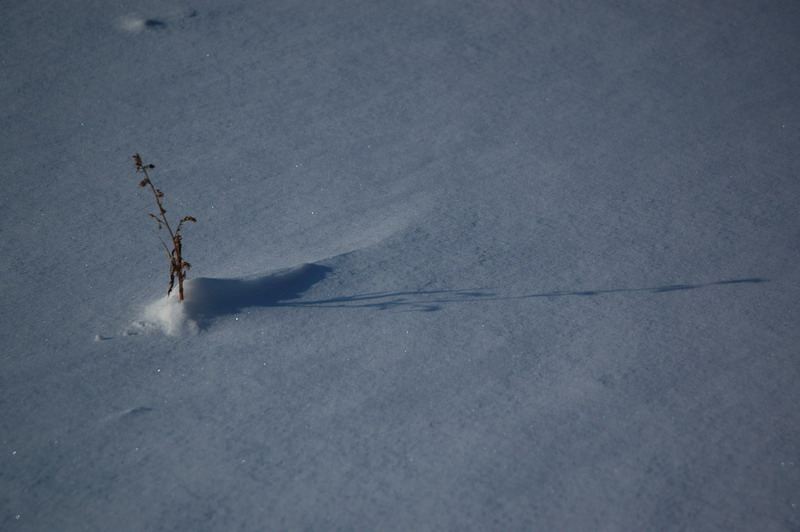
[125,294,198,336]
[117,15,146,33]
[116,15,167,33]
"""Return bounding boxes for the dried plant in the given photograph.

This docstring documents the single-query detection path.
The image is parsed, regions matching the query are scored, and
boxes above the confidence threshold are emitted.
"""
[133,153,196,302]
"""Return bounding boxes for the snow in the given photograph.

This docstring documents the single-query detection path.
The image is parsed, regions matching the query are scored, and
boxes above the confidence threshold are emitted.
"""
[2,0,799,529]
[130,292,199,337]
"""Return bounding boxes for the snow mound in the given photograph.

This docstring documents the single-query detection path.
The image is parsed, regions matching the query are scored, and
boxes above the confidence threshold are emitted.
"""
[124,263,331,335]
[127,293,199,337]
[116,15,148,33]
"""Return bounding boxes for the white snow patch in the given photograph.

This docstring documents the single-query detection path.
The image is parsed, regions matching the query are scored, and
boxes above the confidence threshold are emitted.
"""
[116,15,147,34]
[128,293,198,336]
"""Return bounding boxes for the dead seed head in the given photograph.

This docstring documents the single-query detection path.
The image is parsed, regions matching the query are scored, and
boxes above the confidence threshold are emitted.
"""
[132,153,155,172]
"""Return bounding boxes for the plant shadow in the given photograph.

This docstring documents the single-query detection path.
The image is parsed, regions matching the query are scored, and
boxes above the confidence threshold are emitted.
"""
[182,266,767,326]
[183,263,332,327]
[285,277,768,312]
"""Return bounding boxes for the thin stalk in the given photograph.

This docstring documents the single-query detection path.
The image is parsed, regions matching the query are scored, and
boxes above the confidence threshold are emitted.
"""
[134,153,195,302]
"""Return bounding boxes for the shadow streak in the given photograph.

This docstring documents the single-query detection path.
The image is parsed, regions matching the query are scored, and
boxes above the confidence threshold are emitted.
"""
[183,264,332,326]
[182,267,767,323]
[285,277,768,312]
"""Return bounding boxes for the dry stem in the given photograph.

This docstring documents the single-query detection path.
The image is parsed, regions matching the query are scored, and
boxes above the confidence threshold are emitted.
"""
[134,153,196,301]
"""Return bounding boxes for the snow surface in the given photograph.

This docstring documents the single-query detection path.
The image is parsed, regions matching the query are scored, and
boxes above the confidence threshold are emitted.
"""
[2,0,799,530]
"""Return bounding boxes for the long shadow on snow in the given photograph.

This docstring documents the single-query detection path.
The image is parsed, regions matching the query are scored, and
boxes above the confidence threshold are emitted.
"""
[183,263,331,327]
[183,268,766,322]
[285,277,768,312]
